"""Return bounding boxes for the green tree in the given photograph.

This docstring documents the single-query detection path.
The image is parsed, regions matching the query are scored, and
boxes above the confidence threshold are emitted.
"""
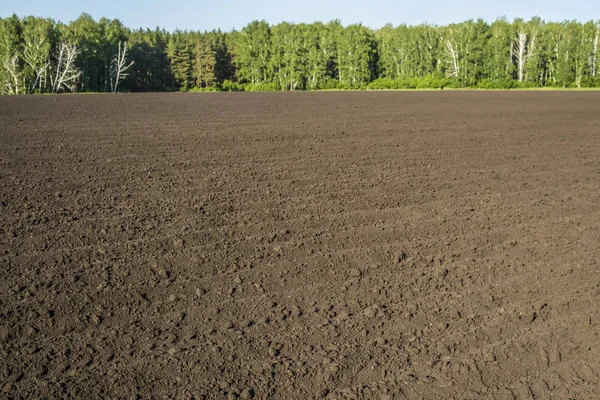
[212,31,234,86]
[168,30,193,90]
[483,18,513,85]
[0,14,23,94]
[270,22,310,90]
[376,24,408,79]
[194,33,216,88]
[415,24,443,78]
[571,20,600,88]
[21,17,54,93]
[337,24,376,88]
[62,13,102,91]
[236,20,271,85]
[127,28,171,91]
[100,18,129,91]
[2,14,600,93]
[302,23,326,89]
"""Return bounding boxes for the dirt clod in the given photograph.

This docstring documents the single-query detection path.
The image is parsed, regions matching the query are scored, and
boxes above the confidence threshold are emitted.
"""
[349,268,362,277]
[395,252,407,263]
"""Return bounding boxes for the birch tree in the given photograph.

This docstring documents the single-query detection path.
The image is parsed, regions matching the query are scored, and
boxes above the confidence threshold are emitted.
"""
[593,24,599,77]
[377,24,412,79]
[320,21,342,86]
[2,55,21,94]
[584,21,600,80]
[51,41,81,93]
[270,22,294,90]
[270,22,310,90]
[236,20,271,85]
[442,21,486,86]
[512,20,536,83]
[553,22,574,87]
[443,25,465,81]
[22,18,52,93]
[0,15,23,95]
[420,24,444,77]
[336,24,376,88]
[443,24,465,82]
[304,23,328,89]
[445,41,460,79]
[110,41,134,92]
[413,24,442,78]
[484,18,513,84]
[513,32,529,82]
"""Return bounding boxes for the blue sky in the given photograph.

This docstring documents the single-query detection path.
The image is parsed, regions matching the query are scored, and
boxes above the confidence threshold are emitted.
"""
[2,0,599,31]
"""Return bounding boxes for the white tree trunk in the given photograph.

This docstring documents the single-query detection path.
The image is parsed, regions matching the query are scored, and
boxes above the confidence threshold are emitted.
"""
[52,42,81,93]
[110,41,134,93]
[512,31,528,82]
[445,41,459,79]
[593,29,599,77]
[3,55,21,95]
[23,33,50,93]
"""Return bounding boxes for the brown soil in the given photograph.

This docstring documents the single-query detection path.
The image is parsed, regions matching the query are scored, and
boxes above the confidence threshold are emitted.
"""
[1,91,600,399]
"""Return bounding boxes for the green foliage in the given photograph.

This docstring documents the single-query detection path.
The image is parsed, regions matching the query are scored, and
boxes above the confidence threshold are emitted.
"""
[167,31,193,90]
[320,77,340,90]
[188,86,217,92]
[220,79,243,91]
[236,20,271,85]
[336,24,377,88]
[128,28,171,91]
[484,18,514,83]
[367,77,397,89]
[244,82,276,91]
[414,75,451,89]
[579,75,600,88]
[1,14,600,94]
[0,14,24,94]
[193,31,231,89]
[63,14,102,91]
[367,75,451,89]
[21,17,54,93]
[376,23,441,80]
[442,20,488,87]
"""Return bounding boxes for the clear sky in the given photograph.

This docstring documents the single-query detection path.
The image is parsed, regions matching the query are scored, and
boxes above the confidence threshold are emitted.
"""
[2,0,599,31]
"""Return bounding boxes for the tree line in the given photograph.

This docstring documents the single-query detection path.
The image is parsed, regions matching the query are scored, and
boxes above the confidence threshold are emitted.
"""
[1,13,599,94]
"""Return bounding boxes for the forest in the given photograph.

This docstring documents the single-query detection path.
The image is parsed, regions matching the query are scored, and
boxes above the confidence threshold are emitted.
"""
[1,13,599,93]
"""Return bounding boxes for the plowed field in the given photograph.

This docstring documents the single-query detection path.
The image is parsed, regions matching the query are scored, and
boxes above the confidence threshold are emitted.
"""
[1,92,600,399]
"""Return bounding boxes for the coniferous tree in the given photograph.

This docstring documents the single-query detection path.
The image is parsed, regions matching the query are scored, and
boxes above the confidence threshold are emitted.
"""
[168,30,193,90]
[194,33,216,88]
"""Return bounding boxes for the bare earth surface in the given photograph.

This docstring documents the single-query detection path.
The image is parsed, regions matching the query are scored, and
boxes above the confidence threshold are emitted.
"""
[1,92,600,399]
